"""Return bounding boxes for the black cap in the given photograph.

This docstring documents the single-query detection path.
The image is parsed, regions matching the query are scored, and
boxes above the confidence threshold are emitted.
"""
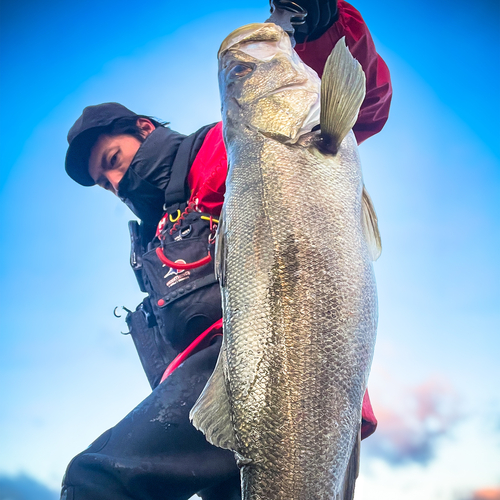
[65,102,138,186]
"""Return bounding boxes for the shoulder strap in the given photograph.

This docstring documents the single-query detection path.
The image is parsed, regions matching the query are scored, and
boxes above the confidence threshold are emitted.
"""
[164,123,217,208]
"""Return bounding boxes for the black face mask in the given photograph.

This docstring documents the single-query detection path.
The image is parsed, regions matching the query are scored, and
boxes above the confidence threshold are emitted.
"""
[117,127,186,226]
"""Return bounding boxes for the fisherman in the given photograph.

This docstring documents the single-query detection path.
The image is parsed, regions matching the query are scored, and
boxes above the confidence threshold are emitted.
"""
[61,1,392,499]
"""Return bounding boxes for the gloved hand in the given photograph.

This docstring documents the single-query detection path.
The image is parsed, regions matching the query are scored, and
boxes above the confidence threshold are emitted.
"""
[267,0,339,44]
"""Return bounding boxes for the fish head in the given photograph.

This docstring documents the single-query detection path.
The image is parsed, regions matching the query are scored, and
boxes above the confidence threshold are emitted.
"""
[218,23,320,143]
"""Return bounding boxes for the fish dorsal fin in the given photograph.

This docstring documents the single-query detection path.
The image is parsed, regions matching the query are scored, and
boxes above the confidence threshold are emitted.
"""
[189,342,237,451]
[337,427,361,500]
[362,186,382,261]
[320,37,366,154]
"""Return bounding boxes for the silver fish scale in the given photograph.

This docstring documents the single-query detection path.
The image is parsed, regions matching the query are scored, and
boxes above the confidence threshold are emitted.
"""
[221,128,377,500]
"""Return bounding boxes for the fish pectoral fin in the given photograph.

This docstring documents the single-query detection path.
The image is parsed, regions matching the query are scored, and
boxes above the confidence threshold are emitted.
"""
[319,37,366,155]
[337,426,361,500]
[214,211,227,287]
[362,186,382,261]
[189,343,237,451]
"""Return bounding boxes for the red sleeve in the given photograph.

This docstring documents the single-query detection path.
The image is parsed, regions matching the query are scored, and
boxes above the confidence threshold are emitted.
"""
[295,0,392,144]
[361,389,377,439]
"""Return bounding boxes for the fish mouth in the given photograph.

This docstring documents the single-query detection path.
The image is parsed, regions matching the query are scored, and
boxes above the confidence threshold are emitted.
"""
[218,23,285,59]
[263,80,312,97]
[232,79,315,106]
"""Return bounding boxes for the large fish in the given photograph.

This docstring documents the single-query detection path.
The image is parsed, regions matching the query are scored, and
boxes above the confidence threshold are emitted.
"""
[190,23,381,500]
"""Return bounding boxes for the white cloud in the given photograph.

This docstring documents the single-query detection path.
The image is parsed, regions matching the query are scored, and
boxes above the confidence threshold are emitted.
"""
[363,377,462,465]
[357,398,500,500]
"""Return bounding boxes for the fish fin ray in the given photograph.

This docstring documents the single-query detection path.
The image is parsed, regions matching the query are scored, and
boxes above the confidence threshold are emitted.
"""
[189,343,237,451]
[214,211,227,286]
[362,185,382,261]
[339,426,361,500]
[320,37,366,154]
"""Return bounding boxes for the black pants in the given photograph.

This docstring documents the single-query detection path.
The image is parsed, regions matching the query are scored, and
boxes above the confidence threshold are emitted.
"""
[61,339,240,500]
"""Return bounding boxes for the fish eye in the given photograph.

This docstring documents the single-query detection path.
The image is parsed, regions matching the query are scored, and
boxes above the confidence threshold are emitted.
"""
[229,64,253,79]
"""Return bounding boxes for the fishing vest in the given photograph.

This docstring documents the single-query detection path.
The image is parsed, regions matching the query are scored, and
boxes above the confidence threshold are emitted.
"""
[124,123,224,388]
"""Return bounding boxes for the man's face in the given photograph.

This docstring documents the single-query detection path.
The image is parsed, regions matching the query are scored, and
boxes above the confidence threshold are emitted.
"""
[88,117,155,194]
[88,133,142,194]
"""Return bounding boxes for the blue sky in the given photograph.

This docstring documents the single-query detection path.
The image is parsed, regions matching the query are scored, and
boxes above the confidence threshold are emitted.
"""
[1,1,499,499]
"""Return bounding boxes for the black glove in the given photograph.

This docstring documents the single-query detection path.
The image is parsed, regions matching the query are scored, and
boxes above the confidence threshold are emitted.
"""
[269,0,339,43]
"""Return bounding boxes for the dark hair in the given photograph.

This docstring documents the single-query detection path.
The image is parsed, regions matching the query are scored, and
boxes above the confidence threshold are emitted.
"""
[106,115,169,142]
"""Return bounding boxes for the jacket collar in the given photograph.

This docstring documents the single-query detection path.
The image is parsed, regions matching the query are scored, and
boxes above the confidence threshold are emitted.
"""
[117,126,186,225]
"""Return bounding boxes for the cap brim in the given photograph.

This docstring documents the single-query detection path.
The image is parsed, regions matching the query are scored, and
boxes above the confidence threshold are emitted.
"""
[65,127,106,186]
